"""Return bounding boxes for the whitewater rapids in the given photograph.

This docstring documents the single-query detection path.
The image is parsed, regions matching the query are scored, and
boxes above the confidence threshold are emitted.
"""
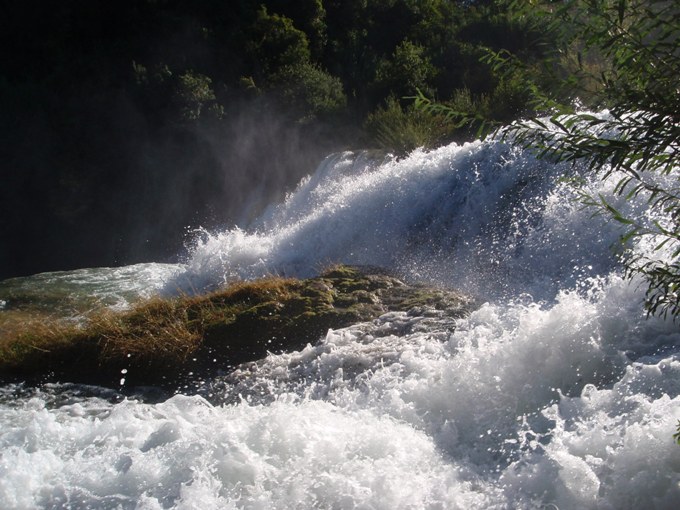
[1,131,679,509]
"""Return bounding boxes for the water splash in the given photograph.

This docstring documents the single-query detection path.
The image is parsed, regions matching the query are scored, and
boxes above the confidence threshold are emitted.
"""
[177,138,635,304]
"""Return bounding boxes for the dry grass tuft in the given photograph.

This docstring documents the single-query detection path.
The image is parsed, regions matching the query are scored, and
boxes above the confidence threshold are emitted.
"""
[0,309,85,370]
[0,276,301,377]
[91,298,201,362]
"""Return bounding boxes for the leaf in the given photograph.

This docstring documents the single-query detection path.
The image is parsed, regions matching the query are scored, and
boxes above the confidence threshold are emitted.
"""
[599,194,636,225]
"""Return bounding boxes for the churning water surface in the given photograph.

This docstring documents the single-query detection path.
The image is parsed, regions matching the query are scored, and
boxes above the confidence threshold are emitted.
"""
[1,126,679,509]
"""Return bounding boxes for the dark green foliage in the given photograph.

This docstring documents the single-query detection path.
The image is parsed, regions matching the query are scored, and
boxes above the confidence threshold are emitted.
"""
[364,97,455,154]
[414,71,533,141]
[373,39,438,100]
[175,71,224,121]
[249,6,312,75]
[265,0,328,58]
[269,63,347,121]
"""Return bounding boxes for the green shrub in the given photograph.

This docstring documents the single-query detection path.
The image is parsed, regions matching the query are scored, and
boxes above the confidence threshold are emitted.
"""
[250,6,312,74]
[373,39,438,100]
[269,62,346,121]
[364,96,455,154]
[175,71,224,121]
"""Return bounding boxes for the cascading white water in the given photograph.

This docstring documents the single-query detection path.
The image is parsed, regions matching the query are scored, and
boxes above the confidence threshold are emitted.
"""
[1,123,679,509]
[177,138,632,303]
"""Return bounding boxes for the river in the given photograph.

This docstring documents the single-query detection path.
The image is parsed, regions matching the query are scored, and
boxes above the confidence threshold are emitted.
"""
[1,123,679,509]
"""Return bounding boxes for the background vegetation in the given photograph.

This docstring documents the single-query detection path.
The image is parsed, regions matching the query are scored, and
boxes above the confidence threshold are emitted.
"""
[0,0,560,279]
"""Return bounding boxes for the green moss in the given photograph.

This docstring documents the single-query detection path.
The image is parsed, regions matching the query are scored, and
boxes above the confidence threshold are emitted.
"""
[320,265,362,280]
[0,265,476,391]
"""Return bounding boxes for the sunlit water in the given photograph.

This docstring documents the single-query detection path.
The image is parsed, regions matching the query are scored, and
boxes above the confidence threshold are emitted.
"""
[0,264,183,317]
[1,125,679,509]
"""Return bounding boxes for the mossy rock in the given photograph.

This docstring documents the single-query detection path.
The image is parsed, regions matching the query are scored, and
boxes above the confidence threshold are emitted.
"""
[0,265,477,392]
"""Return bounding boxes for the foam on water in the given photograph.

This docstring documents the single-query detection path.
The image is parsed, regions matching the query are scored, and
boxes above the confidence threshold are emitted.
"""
[1,276,678,508]
[0,391,505,509]
[2,124,680,508]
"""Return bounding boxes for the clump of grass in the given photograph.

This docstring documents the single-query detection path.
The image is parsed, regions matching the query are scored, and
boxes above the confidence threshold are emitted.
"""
[91,298,201,362]
[364,96,455,155]
[0,276,300,383]
[0,309,84,370]
[93,276,298,362]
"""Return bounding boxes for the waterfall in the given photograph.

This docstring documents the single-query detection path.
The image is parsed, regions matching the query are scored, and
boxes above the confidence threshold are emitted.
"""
[1,122,679,509]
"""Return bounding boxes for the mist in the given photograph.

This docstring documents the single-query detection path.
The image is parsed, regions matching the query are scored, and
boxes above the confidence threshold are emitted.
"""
[0,95,349,280]
[0,1,355,280]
